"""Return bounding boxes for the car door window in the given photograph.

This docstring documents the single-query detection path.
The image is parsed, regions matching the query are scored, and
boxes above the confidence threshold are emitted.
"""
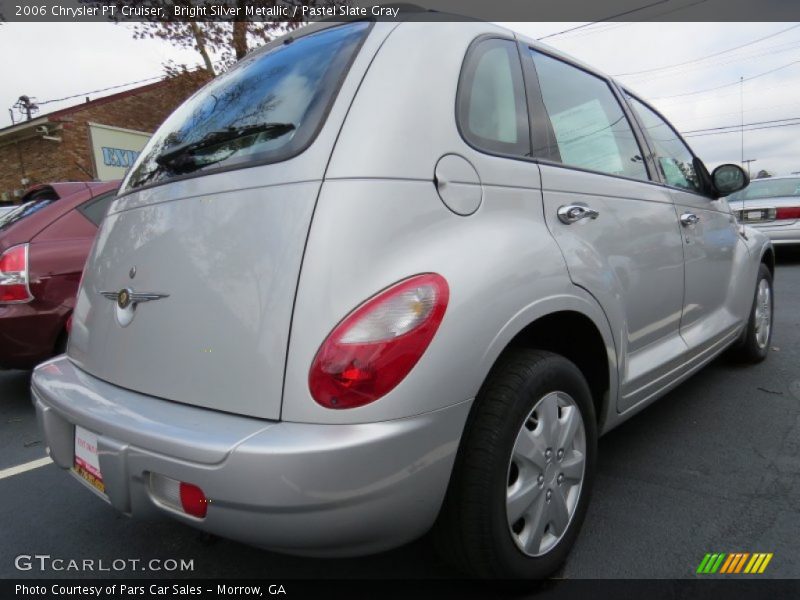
[77,191,117,226]
[626,95,702,193]
[529,50,648,181]
[457,38,530,156]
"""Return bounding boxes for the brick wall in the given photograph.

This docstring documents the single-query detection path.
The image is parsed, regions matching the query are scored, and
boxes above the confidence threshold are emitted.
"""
[0,71,209,201]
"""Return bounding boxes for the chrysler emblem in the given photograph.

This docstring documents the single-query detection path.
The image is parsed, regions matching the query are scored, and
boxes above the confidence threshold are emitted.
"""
[99,288,169,327]
[117,288,131,309]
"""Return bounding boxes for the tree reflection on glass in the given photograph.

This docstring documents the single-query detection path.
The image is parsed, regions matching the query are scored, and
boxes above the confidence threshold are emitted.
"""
[125,21,369,191]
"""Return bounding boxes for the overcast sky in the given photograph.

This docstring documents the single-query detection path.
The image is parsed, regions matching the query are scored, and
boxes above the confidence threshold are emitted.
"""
[2,21,800,175]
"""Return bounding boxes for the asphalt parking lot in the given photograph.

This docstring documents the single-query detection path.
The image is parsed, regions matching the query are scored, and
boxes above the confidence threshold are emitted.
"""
[2,251,799,580]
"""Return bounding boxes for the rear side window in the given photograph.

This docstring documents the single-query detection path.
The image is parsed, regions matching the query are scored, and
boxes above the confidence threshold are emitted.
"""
[626,95,701,193]
[77,191,117,226]
[530,50,648,181]
[457,38,530,156]
[123,21,371,193]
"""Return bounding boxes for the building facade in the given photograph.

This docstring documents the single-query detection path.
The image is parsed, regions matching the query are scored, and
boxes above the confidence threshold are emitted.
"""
[0,72,209,202]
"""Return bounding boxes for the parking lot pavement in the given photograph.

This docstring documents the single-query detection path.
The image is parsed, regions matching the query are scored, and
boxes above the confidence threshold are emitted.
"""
[2,252,799,580]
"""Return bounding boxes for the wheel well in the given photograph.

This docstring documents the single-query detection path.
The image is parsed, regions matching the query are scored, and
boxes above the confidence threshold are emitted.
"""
[506,311,610,425]
[761,248,775,278]
[53,313,71,355]
[54,328,68,355]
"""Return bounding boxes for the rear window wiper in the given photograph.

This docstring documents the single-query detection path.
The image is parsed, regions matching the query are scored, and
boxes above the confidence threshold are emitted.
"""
[154,122,296,173]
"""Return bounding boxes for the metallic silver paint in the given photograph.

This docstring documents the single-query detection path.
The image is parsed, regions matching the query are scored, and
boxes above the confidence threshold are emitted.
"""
[32,20,774,557]
[32,356,472,557]
[434,154,483,216]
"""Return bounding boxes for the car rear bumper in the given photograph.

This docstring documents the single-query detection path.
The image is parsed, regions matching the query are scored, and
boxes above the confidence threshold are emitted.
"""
[31,356,471,557]
[0,301,66,369]
[747,221,800,246]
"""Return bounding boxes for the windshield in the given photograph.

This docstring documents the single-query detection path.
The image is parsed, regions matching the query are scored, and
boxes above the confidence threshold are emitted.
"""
[123,21,370,193]
[730,177,800,201]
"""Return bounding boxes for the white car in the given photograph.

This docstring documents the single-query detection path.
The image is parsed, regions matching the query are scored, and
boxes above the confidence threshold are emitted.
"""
[730,175,800,246]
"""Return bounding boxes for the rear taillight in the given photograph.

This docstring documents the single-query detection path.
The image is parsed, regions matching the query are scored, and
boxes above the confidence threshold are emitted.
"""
[776,206,800,220]
[309,273,449,409]
[0,244,32,303]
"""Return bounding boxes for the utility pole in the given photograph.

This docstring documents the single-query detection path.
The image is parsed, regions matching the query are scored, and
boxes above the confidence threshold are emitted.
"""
[740,76,745,168]
[742,159,757,177]
[13,96,39,121]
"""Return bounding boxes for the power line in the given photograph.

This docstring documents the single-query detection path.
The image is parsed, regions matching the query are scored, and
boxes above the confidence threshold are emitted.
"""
[614,23,800,76]
[37,75,167,106]
[624,39,800,84]
[651,59,800,100]
[682,116,800,134]
[536,0,671,41]
[676,98,800,125]
[683,121,800,138]
[647,75,800,106]
[552,0,710,41]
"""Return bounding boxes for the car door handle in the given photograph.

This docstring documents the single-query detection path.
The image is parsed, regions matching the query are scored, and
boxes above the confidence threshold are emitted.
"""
[680,212,700,227]
[557,204,600,224]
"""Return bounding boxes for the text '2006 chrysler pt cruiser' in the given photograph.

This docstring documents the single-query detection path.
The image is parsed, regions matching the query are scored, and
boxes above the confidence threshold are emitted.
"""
[32,17,773,578]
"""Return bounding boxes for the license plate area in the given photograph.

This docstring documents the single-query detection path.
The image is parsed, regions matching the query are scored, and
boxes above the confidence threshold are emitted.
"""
[739,209,772,222]
[73,425,105,495]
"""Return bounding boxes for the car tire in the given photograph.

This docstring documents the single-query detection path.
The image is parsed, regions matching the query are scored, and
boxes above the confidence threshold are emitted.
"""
[730,264,773,363]
[434,349,597,579]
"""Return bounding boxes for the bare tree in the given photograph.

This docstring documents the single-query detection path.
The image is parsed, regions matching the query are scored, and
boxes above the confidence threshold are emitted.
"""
[98,0,336,75]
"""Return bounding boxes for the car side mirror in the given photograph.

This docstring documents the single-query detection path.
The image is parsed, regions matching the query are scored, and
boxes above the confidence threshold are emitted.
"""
[712,164,749,197]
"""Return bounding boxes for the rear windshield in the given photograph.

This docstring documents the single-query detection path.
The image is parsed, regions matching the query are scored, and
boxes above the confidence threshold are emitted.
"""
[731,177,800,201]
[123,21,370,193]
[0,188,58,232]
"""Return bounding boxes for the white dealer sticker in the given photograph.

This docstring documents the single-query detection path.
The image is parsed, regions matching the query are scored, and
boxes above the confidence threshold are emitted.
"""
[74,426,104,494]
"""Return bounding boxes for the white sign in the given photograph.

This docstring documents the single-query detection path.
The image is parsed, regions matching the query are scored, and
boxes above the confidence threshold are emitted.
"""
[549,99,624,175]
[89,123,151,181]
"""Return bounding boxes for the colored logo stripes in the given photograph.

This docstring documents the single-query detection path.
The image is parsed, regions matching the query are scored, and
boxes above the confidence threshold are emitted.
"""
[697,552,773,574]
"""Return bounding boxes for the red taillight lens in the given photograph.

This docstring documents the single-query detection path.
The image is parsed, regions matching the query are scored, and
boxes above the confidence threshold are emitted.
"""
[775,206,800,220]
[309,273,449,409]
[0,244,32,303]
[179,482,208,519]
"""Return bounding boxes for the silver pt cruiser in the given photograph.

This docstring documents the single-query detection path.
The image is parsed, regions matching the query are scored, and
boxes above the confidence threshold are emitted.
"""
[33,17,774,578]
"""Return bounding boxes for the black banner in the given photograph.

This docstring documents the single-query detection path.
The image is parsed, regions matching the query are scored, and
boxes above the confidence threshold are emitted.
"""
[1,0,799,23]
[4,579,800,600]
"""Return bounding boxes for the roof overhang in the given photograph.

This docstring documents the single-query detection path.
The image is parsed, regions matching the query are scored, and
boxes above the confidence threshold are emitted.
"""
[0,118,63,149]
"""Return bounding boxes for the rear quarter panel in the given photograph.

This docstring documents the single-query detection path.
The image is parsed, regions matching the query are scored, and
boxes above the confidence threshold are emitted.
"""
[283,22,617,425]
[29,210,97,311]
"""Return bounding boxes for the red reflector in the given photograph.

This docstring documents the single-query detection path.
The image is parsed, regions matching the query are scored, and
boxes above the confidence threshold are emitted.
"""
[66,314,73,334]
[0,284,29,303]
[179,482,208,518]
[775,206,800,220]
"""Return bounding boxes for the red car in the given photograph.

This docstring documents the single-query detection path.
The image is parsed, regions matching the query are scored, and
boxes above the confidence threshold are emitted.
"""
[0,181,119,369]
